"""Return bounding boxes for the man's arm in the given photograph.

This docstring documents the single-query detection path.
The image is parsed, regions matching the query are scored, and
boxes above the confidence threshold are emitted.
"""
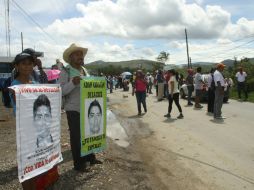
[36,59,48,84]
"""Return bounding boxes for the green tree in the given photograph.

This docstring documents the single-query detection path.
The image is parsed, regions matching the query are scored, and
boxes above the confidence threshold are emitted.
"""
[156,51,170,63]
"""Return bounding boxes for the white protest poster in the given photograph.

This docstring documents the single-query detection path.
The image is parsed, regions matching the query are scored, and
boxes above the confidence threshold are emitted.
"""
[10,84,63,182]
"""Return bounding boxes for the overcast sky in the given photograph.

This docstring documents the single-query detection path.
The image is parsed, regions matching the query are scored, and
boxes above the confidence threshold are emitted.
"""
[0,0,254,67]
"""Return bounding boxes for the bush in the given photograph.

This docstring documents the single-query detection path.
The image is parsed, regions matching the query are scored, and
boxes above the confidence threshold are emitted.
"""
[247,78,254,92]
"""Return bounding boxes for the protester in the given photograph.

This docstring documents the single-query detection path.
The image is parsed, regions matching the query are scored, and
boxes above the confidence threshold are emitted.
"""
[1,77,12,108]
[118,75,123,89]
[214,63,226,119]
[146,72,150,93]
[147,73,154,94]
[178,73,184,87]
[47,64,60,84]
[132,70,147,116]
[207,68,216,113]
[164,69,184,119]
[235,67,248,101]
[11,48,47,84]
[156,70,164,101]
[56,59,64,71]
[59,43,101,172]
[185,69,194,106]
[154,71,158,96]
[109,75,114,93]
[23,48,48,84]
[194,67,205,108]
[10,52,58,190]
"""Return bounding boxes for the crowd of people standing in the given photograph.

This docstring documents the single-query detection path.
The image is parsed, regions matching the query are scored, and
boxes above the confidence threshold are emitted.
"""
[130,63,246,121]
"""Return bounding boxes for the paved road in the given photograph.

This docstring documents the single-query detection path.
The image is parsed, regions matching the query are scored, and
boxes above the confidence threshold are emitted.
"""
[108,89,254,190]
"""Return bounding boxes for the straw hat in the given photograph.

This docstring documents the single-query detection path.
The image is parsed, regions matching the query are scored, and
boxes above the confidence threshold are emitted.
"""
[63,43,88,63]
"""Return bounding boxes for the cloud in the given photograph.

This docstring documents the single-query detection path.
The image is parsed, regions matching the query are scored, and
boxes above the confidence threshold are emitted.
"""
[1,0,254,67]
[45,0,232,40]
[223,17,254,39]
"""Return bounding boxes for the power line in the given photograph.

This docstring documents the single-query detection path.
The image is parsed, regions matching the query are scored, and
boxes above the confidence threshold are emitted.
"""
[190,37,254,62]
[10,0,57,43]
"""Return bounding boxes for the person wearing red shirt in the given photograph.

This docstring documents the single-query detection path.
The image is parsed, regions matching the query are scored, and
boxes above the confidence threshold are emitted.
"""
[132,70,148,116]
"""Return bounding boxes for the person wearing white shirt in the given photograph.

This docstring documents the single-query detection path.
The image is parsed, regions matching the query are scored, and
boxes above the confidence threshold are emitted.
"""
[164,69,183,119]
[213,63,226,119]
[235,67,248,100]
[194,67,205,108]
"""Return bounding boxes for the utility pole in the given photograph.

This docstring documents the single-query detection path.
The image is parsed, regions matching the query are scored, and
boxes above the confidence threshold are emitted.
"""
[185,28,190,68]
[7,0,11,56]
[21,32,24,51]
[189,57,192,69]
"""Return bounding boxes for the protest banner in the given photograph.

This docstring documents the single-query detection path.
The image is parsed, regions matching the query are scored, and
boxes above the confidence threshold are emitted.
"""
[80,77,107,156]
[10,84,63,182]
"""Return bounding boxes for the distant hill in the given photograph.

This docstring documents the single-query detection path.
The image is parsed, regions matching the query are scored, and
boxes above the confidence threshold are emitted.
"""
[221,59,234,67]
[85,58,254,72]
[86,59,164,70]
[192,62,214,66]
[192,58,254,68]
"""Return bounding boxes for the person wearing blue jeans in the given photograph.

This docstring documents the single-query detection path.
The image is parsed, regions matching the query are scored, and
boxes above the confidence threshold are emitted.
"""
[132,70,147,115]
[135,91,147,115]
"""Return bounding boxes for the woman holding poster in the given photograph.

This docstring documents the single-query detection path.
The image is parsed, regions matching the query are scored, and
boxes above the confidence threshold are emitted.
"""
[10,52,59,190]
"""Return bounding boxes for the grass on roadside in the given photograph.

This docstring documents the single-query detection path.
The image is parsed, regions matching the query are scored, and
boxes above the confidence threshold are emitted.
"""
[229,89,254,103]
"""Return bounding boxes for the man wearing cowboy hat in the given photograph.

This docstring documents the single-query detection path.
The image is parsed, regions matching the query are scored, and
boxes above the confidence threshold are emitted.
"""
[59,43,101,171]
[213,63,226,119]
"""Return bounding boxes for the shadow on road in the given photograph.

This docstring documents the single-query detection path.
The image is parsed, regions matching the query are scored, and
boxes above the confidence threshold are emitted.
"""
[128,114,146,119]
[210,119,225,124]
[162,118,177,123]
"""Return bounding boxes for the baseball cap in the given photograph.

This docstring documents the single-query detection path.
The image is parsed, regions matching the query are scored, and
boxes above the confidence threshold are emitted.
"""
[14,52,33,64]
[22,48,43,57]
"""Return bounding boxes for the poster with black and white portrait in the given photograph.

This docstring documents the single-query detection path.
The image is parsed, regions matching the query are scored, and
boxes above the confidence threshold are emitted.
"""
[85,98,104,138]
[10,84,63,182]
[80,77,107,156]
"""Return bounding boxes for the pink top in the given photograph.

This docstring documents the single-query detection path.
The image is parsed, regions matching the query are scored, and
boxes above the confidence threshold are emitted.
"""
[135,79,147,92]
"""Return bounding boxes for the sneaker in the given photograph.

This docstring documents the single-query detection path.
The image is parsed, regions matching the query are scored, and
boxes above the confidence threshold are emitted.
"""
[138,112,142,116]
[214,116,226,120]
[164,113,171,118]
[177,113,184,119]
[187,102,193,106]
